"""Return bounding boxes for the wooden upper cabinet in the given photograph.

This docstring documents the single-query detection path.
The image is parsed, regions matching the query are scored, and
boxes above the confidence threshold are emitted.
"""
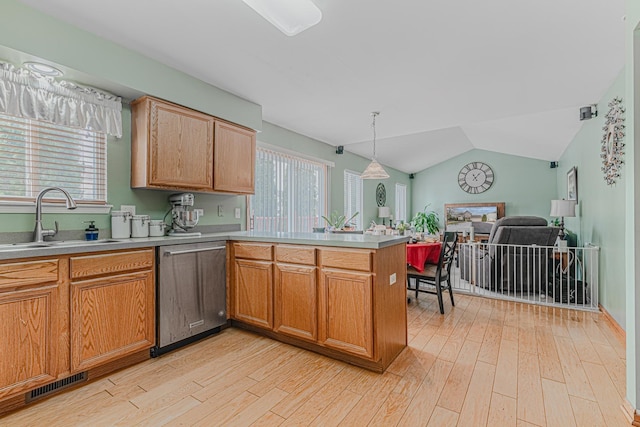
[131,96,256,194]
[214,120,255,194]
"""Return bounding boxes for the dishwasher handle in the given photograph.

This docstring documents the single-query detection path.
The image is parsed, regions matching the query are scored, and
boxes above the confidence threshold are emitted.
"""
[164,246,226,256]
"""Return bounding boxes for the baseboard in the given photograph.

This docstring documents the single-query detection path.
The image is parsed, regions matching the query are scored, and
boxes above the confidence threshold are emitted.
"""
[622,399,640,426]
[599,303,625,345]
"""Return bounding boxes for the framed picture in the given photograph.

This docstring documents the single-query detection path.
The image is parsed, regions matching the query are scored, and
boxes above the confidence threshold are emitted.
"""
[567,167,578,201]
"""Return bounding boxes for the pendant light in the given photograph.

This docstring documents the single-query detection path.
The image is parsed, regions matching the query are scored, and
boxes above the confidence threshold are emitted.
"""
[361,112,390,179]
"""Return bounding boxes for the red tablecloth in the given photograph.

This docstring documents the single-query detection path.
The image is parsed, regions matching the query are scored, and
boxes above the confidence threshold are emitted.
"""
[407,242,442,273]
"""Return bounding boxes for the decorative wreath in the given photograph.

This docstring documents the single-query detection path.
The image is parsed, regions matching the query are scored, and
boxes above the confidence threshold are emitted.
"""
[601,97,625,185]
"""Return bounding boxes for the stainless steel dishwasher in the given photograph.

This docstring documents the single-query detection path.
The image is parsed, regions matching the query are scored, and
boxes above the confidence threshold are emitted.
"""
[152,241,227,356]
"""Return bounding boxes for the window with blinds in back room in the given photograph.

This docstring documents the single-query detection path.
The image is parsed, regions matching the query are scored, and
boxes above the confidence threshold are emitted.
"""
[0,113,107,204]
[250,146,327,232]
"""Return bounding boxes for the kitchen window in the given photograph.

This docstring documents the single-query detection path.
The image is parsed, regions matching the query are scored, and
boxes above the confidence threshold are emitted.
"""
[0,114,107,203]
[344,170,363,229]
[250,145,328,232]
[0,61,121,208]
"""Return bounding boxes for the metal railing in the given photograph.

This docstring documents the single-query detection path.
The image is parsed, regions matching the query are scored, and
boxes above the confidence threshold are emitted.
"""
[454,242,599,311]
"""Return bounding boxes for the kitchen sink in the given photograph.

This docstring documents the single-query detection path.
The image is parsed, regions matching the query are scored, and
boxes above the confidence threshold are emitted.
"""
[0,239,124,251]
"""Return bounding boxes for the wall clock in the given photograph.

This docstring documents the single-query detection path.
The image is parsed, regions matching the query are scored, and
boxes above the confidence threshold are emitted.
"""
[376,183,386,206]
[601,97,625,185]
[458,162,494,194]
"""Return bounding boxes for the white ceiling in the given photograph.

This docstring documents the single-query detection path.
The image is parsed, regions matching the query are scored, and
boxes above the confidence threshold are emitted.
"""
[20,0,625,173]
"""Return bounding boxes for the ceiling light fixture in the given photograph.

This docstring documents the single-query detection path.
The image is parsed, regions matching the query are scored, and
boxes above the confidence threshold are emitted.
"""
[241,0,322,36]
[23,62,63,77]
[361,112,390,180]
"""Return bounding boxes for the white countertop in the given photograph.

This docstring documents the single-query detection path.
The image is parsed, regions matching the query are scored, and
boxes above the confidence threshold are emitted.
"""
[0,231,409,260]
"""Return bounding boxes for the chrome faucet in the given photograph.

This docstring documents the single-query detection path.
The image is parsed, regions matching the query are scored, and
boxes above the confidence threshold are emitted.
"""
[33,187,77,242]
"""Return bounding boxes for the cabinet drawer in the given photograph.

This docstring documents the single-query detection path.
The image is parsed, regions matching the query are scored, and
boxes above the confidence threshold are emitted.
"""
[70,249,154,280]
[0,259,59,291]
[276,245,316,265]
[234,243,273,261]
[319,249,372,272]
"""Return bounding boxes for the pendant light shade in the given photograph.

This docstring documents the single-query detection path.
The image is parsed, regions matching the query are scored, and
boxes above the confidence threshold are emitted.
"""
[361,112,389,180]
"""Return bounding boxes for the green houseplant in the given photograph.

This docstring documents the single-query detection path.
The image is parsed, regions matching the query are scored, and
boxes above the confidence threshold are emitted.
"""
[322,210,359,230]
[411,204,440,235]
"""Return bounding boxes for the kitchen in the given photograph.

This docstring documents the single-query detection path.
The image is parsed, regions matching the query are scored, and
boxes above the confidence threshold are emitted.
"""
[0,0,414,421]
[0,0,635,425]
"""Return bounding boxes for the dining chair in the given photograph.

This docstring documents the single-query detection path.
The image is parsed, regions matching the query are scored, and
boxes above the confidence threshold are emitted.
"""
[407,231,457,314]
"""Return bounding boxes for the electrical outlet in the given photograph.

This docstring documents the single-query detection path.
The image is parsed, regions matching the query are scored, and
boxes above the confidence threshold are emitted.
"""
[120,205,136,216]
[194,209,204,216]
[234,207,241,219]
[218,205,223,217]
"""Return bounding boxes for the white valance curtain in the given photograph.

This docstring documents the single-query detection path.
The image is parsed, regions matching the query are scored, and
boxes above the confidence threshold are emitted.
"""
[0,62,122,137]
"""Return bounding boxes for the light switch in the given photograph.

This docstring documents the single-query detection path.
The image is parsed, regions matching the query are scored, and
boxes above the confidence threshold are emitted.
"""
[234,208,241,219]
[217,205,223,217]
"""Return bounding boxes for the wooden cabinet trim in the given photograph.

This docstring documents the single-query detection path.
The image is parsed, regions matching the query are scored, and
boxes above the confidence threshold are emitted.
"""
[275,245,316,265]
[0,259,59,291]
[70,249,154,280]
[319,248,372,272]
[233,243,273,261]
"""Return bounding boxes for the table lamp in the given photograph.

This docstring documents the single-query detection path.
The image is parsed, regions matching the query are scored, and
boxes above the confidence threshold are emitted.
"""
[378,206,391,226]
[550,199,576,239]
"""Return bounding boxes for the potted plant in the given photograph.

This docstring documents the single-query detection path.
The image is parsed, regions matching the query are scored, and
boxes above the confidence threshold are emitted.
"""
[411,204,440,235]
[322,210,359,231]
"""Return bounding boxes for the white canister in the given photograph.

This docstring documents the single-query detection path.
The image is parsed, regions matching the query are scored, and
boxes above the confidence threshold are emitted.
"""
[149,220,166,237]
[111,210,131,239]
[131,215,150,238]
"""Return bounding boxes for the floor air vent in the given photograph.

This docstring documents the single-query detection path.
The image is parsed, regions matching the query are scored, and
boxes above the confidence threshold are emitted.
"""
[26,372,87,402]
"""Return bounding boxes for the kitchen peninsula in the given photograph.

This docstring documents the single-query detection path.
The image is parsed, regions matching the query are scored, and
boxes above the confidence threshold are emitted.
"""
[228,231,409,372]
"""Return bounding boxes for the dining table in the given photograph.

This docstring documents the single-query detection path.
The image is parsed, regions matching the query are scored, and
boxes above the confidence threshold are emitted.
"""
[406,241,442,273]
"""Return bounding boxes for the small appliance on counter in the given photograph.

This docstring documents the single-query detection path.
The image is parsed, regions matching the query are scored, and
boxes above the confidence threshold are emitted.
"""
[167,193,202,237]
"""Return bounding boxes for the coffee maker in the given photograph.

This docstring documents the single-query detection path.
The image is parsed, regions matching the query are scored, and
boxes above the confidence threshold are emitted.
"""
[167,193,201,236]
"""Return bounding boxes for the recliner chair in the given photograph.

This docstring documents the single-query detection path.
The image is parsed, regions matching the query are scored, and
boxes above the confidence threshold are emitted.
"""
[459,216,560,293]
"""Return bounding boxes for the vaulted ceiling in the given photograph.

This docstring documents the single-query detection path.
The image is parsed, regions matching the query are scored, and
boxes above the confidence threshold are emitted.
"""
[20,0,625,173]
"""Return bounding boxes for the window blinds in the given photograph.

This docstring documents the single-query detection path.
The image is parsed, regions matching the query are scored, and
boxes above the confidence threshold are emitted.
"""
[395,183,407,223]
[251,147,327,232]
[0,113,107,203]
[344,170,363,229]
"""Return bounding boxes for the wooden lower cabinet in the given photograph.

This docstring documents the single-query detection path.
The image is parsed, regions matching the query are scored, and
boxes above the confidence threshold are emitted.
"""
[0,287,59,400]
[318,268,373,358]
[274,263,317,342]
[234,259,273,329]
[0,248,155,413]
[71,270,154,372]
[231,241,407,372]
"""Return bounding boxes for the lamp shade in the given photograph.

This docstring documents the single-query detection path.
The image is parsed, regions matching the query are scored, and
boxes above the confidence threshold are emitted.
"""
[361,159,390,180]
[550,199,576,218]
[378,206,391,218]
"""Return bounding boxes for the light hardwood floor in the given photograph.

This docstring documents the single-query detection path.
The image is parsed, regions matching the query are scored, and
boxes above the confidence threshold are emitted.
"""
[1,294,628,426]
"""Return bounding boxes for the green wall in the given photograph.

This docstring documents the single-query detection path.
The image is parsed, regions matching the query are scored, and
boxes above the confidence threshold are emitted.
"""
[0,0,410,234]
[411,149,557,230]
[557,71,626,328]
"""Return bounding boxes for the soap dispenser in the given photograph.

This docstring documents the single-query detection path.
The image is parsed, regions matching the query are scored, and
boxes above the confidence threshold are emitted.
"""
[84,221,99,241]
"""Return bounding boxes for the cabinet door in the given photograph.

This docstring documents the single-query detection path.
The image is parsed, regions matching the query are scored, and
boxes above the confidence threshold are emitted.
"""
[149,99,214,190]
[214,121,255,194]
[319,269,373,358]
[71,271,154,372]
[234,259,273,329]
[0,286,60,400]
[274,264,317,342]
